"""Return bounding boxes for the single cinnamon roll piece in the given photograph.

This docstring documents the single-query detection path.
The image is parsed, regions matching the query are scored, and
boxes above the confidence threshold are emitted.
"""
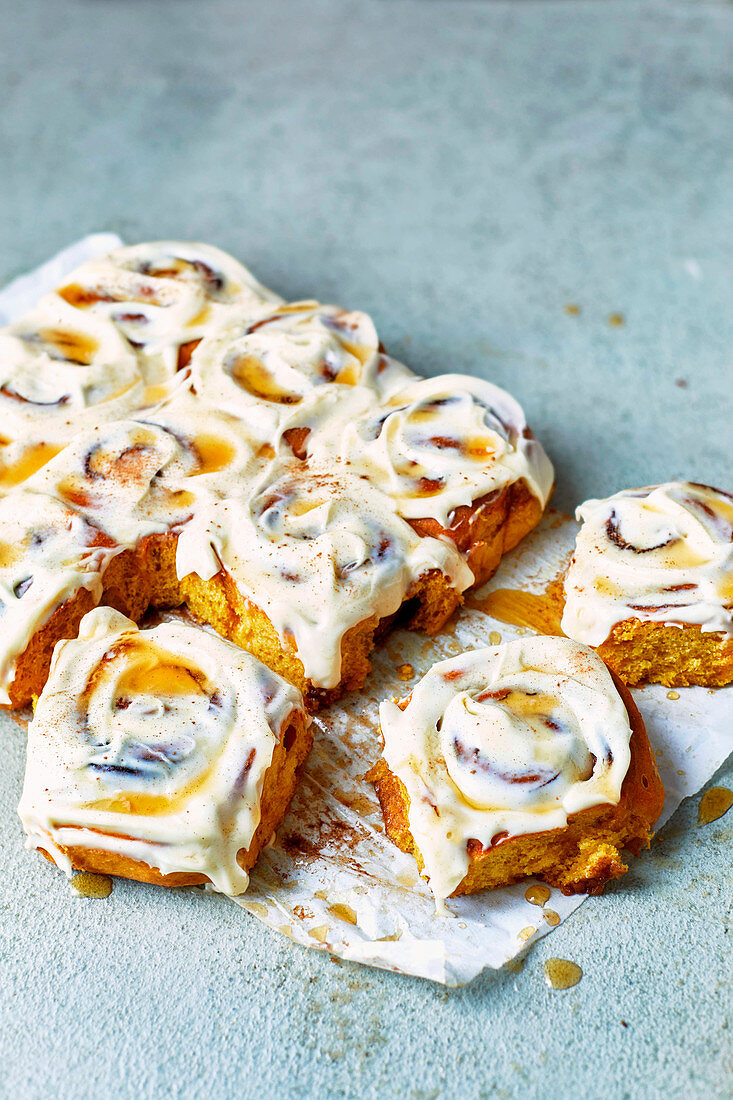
[18,607,311,894]
[306,374,554,588]
[188,301,414,442]
[175,461,473,709]
[55,241,281,379]
[370,636,664,903]
[562,482,733,687]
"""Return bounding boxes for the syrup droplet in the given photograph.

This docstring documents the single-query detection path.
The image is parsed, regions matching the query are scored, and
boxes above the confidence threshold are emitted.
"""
[564,304,581,316]
[308,925,330,943]
[543,909,561,927]
[666,690,680,700]
[697,787,733,826]
[544,958,583,989]
[525,884,551,907]
[70,872,113,899]
[327,903,358,926]
[246,902,269,918]
[607,312,625,327]
[489,631,502,646]
[397,663,414,681]
[518,926,536,943]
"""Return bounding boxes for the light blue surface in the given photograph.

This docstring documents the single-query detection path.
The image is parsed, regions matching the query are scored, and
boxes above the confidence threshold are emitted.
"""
[0,2,731,1098]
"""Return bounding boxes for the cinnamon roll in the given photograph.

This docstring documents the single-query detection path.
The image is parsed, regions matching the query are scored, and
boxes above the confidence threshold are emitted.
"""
[175,462,473,707]
[188,301,414,440]
[18,607,311,893]
[0,295,184,495]
[55,241,281,379]
[307,373,554,586]
[561,482,733,687]
[370,636,664,903]
[0,490,146,707]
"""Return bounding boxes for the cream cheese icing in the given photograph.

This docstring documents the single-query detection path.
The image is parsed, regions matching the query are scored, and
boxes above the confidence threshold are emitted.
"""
[561,482,733,646]
[307,374,554,525]
[0,491,123,704]
[54,241,282,380]
[0,295,147,441]
[188,301,415,440]
[18,607,306,894]
[176,461,474,689]
[378,636,633,903]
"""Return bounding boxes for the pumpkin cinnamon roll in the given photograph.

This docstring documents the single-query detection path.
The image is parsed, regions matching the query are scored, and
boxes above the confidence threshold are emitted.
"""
[561,482,733,687]
[308,374,554,587]
[175,461,473,708]
[0,490,148,707]
[370,636,664,904]
[188,301,414,441]
[55,241,281,379]
[18,607,311,894]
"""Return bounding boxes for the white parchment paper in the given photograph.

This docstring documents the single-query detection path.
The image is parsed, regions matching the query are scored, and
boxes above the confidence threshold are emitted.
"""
[3,237,731,986]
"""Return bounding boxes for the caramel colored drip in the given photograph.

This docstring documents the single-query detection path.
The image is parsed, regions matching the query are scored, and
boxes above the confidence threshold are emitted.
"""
[229,355,301,403]
[667,691,680,701]
[489,631,502,645]
[327,903,358,925]
[246,902,269,918]
[607,313,625,327]
[544,958,582,989]
[517,926,536,942]
[525,884,551,907]
[58,284,111,308]
[193,434,236,475]
[0,442,62,488]
[397,663,414,681]
[697,786,733,826]
[466,576,566,637]
[564,303,581,316]
[543,909,560,927]
[71,872,113,898]
[38,328,98,365]
[116,661,206,697]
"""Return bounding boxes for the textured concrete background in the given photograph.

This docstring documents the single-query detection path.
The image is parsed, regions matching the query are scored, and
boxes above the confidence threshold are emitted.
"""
[0,1,731,1098]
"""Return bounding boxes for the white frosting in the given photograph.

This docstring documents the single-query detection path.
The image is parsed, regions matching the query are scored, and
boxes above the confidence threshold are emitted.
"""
[0,295,148,442]
[307,374,554,525]
[0,492,122,704]
[24,419,203,544]
[176,462,473,689]
[561,482,733,646]
[18,607,305,894]
[379,636,633,902]
[189,301,415,439]
[54,241,281,380]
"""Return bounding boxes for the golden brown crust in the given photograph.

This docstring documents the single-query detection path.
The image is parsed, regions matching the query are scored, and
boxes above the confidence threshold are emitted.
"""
[409,480,547,590]
[596,618,733,688]
[7,548,154,709]
[369,672,664,898]
[39,709,313,888]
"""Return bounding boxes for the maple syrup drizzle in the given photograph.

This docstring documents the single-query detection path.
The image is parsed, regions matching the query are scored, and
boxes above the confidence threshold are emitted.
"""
[697,786,733,826]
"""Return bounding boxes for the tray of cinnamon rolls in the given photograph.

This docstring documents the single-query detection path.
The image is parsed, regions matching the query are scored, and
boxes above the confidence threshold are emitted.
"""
[2,236,731,984]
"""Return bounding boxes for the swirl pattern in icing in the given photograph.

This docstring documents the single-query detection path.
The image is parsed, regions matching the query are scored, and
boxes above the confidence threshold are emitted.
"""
[55,241,281,379]
[176,462,474,688]
[189,301,414,439]
[561,482,733,646]
[18,607,306,894]
[307,374,554,525]
[379,636,632,902]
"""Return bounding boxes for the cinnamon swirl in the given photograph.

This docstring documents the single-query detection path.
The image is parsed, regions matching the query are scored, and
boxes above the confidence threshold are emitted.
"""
[55,241,281,378]
[175,461,473,707]
[562,482,733,686]
[370,636,664,902]
[18,607,311,893]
